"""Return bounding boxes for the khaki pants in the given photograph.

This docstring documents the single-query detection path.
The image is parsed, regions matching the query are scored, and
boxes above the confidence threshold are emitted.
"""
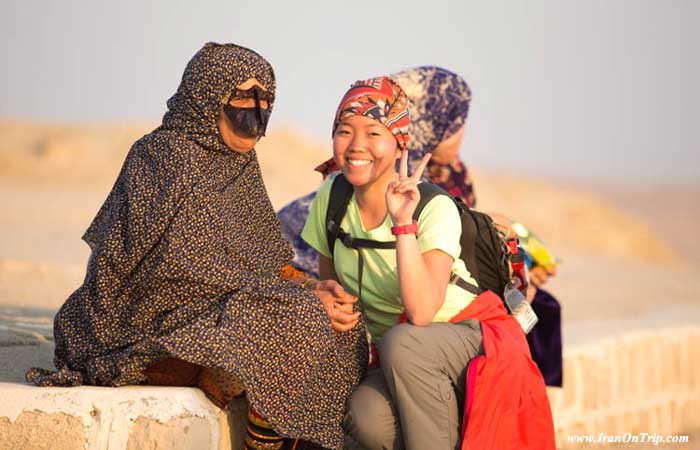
[344,321,483,450]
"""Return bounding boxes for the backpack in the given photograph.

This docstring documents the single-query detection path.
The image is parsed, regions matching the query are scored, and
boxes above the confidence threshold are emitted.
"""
[325,174,511,302]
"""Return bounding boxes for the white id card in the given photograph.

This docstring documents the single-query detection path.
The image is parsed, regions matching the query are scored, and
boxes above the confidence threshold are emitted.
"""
[504,284,539,334]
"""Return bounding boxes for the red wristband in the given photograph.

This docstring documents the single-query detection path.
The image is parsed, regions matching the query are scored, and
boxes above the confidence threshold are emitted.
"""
[391,220,419,236]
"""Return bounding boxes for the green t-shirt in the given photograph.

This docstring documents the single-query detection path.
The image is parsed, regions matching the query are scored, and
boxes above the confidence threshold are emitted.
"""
[301,173,477,343]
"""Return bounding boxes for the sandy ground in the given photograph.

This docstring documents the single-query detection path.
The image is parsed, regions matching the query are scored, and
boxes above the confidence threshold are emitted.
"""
[1,120,699,448]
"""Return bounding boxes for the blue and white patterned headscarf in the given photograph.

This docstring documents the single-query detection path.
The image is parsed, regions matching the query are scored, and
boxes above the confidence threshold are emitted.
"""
[390,66,472,174]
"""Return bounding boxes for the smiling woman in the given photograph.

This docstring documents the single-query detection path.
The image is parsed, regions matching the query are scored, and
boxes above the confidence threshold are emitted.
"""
[300,76,555,450]
[332,115,401,202]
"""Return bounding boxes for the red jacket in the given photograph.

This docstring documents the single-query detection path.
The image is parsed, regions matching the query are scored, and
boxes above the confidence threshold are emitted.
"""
[451,291,556,450]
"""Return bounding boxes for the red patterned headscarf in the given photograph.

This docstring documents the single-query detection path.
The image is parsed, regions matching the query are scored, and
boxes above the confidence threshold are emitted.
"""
[316,77,410,176]
[332,77,410,150]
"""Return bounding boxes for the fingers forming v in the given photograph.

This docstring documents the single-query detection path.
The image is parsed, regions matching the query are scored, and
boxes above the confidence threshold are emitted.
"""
[393,179,419,196]
[399,149,409,181]
[410,152,432,182]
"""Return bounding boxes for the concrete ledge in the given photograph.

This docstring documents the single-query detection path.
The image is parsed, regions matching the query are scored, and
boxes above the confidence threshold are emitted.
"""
[0,383,233,450]
[549,326,700,448]
[2,326,697,449]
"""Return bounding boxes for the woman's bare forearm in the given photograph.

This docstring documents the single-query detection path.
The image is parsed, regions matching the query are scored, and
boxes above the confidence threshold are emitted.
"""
[395,235,451,325]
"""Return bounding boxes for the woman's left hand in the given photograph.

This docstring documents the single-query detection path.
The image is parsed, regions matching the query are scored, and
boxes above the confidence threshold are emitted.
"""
[385,151,432,225]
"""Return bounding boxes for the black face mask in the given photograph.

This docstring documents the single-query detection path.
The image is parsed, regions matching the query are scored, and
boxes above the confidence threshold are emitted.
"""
[223,86,271,138]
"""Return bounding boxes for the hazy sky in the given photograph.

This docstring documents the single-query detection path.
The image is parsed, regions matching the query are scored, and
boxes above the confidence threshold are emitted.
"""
[2,0,698,184]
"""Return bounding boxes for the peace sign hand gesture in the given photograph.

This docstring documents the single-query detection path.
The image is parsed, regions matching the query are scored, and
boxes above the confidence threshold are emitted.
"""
[385,151,432,226]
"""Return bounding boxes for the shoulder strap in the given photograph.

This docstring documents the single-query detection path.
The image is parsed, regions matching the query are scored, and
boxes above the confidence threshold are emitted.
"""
[326,173,397,253]
[324,178,484,303]
[325,174,355,256]
[324,173,394,306]
[330,179,451,241]
[414,182,484,296]
[413,182,450,221]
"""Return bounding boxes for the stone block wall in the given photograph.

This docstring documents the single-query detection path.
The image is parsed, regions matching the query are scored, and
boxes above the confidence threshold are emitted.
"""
[549,326,700,448]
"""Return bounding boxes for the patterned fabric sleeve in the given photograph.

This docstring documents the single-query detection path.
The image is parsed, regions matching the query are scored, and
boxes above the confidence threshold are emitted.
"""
[427,158,477,207]
[278,192,320,277]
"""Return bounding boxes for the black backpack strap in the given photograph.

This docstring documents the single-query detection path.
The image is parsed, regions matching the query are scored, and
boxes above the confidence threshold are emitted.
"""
[328,178,446,253]
[415,182,484,297]
[325,174,355,256]
[335,230,396,251]
[450,273,483,296]
[413,182,448,221]
[325,174,396,305]
[335,228,396,308]
[325,178,483,305]
[456,204,481,282]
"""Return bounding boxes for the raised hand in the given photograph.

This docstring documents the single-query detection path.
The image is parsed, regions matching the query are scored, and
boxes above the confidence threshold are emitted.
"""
[385,151,432,225]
